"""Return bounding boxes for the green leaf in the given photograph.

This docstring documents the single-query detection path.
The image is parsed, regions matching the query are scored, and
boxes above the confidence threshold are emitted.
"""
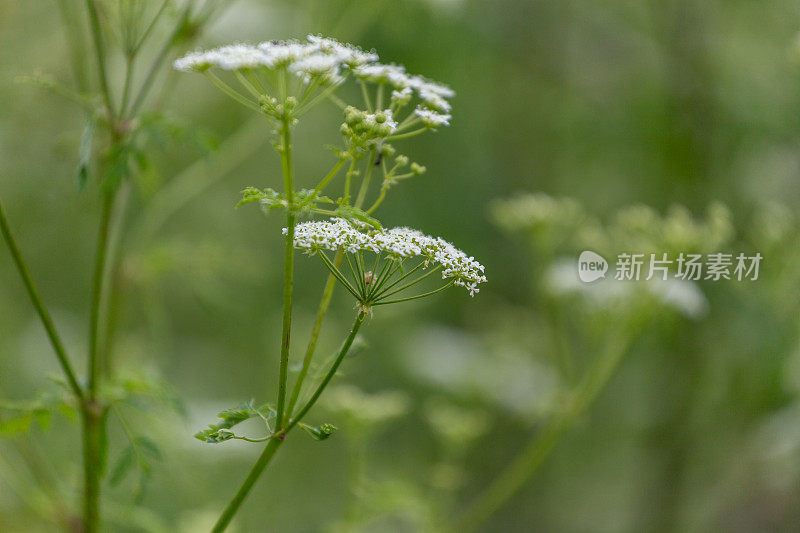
[0,393,76,438]
[194,400,275,444]
[134,436,162,461]
[195,427,235,444]
[109,446,135,487]
[298,422,338,441]
[0,413,32,436]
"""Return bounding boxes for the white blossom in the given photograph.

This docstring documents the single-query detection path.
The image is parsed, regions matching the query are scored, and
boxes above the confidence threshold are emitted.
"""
[363,109,398,133]
[174,36,378,76]
[414,107,451,127]
[286,218,487,296]
[353,62,455,111]
[289,52,343,83]
[305,35,378,67]
[173,44,268,71]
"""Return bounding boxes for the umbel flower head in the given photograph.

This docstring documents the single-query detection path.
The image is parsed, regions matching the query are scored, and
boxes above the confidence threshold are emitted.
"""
[174,35,454,129]
[286,218,486,304]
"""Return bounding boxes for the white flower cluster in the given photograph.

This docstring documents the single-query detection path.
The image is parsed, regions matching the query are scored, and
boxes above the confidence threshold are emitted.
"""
[174,35,377,83]
[286,218,486,296]
[353,63,455,113]
[414,107,451,127]
[175,36,455,124]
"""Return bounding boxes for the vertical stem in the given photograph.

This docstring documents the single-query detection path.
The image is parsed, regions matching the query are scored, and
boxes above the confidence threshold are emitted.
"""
[285,312,366,433]
[286,250,343,416]
[88,191,114,401]
[275,117,295,431]
[354,150,377,208]
[81,405,103,533]
[0,198,85,402]
[84,0,115,118]
[211,313,366,532]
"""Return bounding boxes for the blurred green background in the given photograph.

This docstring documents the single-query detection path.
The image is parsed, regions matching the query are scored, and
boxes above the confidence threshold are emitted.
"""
[3,0,800,531]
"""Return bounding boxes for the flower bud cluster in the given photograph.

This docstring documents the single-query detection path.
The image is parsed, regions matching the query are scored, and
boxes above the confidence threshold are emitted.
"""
[340,106,398,146]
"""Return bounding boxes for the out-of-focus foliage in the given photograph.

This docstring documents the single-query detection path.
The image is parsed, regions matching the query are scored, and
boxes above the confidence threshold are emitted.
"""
[4,0,800,532]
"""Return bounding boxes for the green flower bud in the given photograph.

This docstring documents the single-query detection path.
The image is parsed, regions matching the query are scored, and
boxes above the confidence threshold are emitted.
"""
[411,163,426,175]
[344,106,362,125]
[381,144,396,158]
[373,111,388,124]
[395,155,409,166]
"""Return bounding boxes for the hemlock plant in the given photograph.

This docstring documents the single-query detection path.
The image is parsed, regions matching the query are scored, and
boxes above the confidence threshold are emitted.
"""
[174,35,485,531]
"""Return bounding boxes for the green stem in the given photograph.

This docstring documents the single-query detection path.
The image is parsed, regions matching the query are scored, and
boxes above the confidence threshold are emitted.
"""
[88,191,115,401]
[0,198,85,402]
[211,437,283,533]
[373,280,453,306]
[285,312,366,433]
[286,251,344,417]
[81,404,104,533]
[84,0,115,118]
[450,331,633,532]
[374,263,439,301]
[298,157,350,209]
[127,1,193,117]
[212,313,366,533]
[387,127,427,141]
[354,150,377,208]
[275,117,295,431]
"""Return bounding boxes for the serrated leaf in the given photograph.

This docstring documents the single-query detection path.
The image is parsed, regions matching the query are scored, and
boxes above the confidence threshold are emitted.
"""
[195,427,235,443]
[298,422,337,441]
[194,400,275,444]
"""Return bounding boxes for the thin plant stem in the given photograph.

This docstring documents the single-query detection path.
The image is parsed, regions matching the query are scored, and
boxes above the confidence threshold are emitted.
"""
[375,264,440,301]
[84,0,116,118]
[131,0,170,56]
[81,406,104,533]
[211,437,283,533]
[203,71,261,112]
[387,127,427,141]
[298,156,350,209]
[372,280,453,306]
[0,198,85,402]
[450,330,634,532]
[275,116,295,431]
[319,252,360,299]
[212,312,366,533]
[127,1,194,117]
[286,250,344,417]
[285,312,366,433]
[366,183,388,214]
[88,190,115,401]
[354,150,377,208]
